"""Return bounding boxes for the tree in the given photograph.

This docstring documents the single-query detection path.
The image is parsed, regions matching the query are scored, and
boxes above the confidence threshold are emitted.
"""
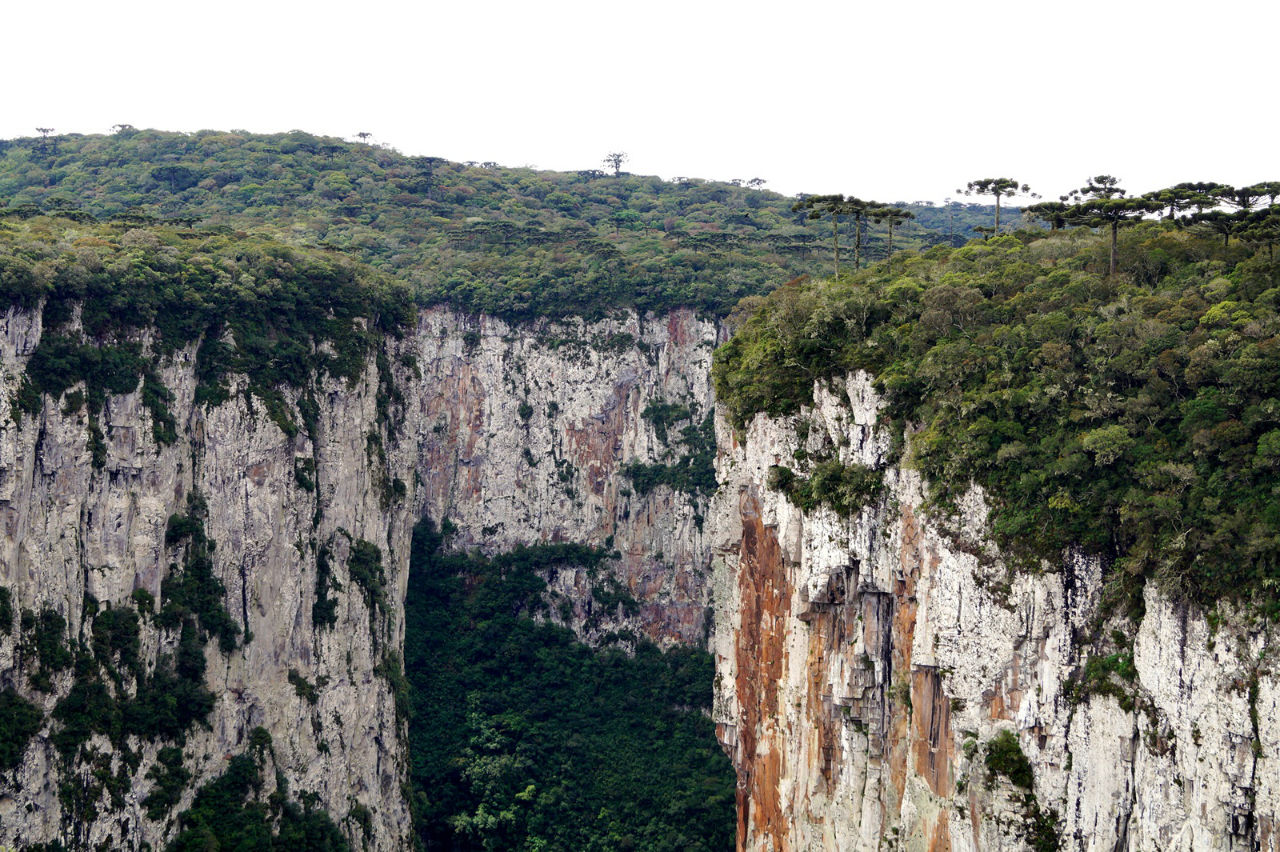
[1247,181,1280,207]
[869,205,915,271]
[792,194,865,277]
[1186,209,1244,248]
[1024,199,1071,230]
[1143,182,1224,220]
[356,131,372,142]
[1063,176,1159,275]
[603,152,628,176]
[150,165,200,193]
[1216,184,1268,212]
[957,178,1036,234]
[1238,208,1280,261]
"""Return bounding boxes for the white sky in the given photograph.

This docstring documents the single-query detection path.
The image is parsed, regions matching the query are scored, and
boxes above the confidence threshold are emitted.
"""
[5,0,1277,203]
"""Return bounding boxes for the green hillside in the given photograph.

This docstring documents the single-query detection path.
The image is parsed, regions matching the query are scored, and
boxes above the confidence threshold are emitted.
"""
[0,129,1002,321]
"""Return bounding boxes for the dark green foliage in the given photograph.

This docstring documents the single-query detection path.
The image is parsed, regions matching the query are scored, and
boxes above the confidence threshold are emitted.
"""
[768,459,883,515]
[294,457,316,492]
[0,585,12,634]
[404,518,735,851]
[985,729,1034,790]
[312,544,340,629]
[165,739,348,852]
[21,606,73,691]
[0,686,44,769]
[142,370,178,444]
[122,631,217,741]
[0,214,412,440]
[346,539,386,617]
[1070,648,1138,711]
[288,669,319,705]
[131,587,155,615]
[347,801,373,844]
[374,652,410,725]
[42,495,232,753]
[591,576,640,618]
[142,746,191,820]
[714,227,1280,611]
[91,605,141,677]
[983,731,1061,850]
[20,336,145,413]
[622,412,717,499]
[162,502,240,653]
[52,677,121,759]
[641,398,694,444]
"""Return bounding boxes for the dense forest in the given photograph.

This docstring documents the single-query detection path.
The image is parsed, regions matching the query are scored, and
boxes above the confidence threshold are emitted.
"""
[715,204,1280,615]
[0,129,1000,320]
[403,520,735,852]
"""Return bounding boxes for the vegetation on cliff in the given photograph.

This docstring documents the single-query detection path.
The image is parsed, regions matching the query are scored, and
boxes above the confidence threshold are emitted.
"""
[714,219,1280,611]
[403,519,735,851]
[0,215,411,437]
[164,728,347,851]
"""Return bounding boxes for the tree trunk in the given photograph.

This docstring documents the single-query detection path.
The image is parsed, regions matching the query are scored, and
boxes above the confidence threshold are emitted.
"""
[1110,220,1118,275]
[995,194,1002,234]
[832,215,840,277]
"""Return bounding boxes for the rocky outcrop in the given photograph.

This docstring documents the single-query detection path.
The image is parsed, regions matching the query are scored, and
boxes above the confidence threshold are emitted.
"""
[0,305,718,850]
[711,371,1280,851]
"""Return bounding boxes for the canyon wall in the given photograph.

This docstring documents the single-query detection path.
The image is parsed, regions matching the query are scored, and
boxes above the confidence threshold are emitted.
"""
[711,371,1280,851]
[0,305,717,850]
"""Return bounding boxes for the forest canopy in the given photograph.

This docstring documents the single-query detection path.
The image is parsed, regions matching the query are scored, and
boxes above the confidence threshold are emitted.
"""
[715,221,1280,612]
[0,129,1003,321]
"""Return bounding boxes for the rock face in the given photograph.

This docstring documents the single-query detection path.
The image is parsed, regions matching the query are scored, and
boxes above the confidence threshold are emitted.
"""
[710,371,1280,852]
[0,305,718,850]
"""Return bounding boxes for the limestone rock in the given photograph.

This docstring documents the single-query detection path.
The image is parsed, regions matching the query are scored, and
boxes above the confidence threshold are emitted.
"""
[711,370,1280,851]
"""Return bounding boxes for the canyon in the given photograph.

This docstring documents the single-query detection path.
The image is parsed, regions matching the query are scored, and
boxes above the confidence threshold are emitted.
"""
[0,305,717,850]
[1,301,1277,850]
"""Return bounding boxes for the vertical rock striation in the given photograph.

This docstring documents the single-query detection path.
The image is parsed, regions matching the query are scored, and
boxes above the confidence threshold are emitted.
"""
[0,304,719,849]
[711,370,1279,851]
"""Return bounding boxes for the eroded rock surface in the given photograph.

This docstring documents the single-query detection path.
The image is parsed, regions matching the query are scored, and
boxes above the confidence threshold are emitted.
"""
[0,305,718,850]
[711,371,1279,851]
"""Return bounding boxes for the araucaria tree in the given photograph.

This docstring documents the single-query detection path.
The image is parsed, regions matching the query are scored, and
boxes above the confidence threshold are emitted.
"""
[868,205,915,272]
[603,152,628,176]
[793,194,865,277]
[957,177,1036,234]
[1063,176,1160,275]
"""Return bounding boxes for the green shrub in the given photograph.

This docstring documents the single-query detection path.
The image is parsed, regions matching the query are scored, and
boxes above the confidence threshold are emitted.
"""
[985,729,1034,790]
[312,544,340,629]
[0,687,44,770]
[768,459,883,515]
[142,746,191,820]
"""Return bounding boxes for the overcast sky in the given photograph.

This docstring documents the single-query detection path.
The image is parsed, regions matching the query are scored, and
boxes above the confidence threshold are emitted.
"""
[5,0,1276,203]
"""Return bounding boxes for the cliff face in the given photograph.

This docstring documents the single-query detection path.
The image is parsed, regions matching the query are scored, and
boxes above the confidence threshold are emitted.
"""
[0,305,717,850]
[403,307,718,645]
[711,371,1280,852]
